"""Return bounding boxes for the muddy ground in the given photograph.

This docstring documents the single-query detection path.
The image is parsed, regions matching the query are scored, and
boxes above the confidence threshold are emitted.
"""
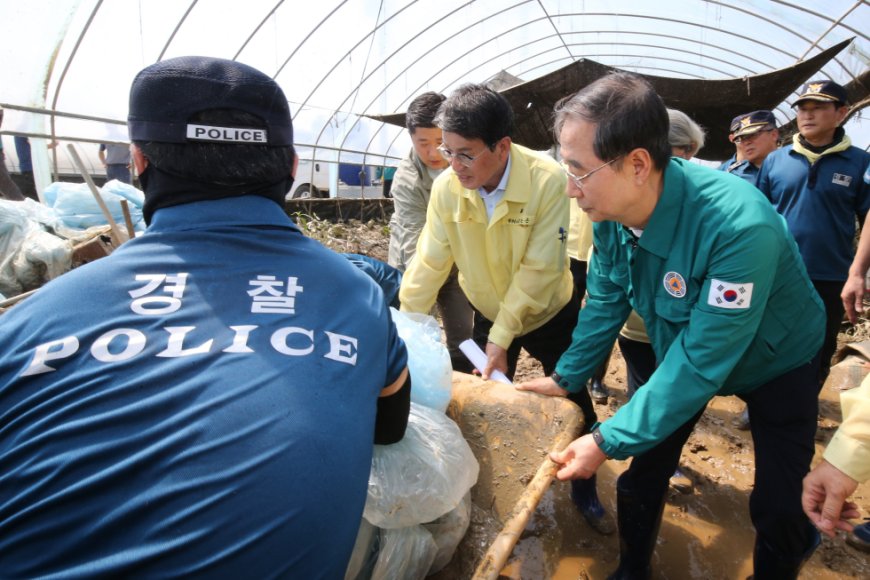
[304,216,870,579]
[509,347,870,580]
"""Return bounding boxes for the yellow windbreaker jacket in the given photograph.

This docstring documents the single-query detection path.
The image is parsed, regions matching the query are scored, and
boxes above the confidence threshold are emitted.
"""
[400,143,572,349]
[825,373,870,482]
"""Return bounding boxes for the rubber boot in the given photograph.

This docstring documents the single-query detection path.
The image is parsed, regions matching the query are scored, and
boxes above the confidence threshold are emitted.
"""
[589,355,610,404]
[751,524,820,580]
[731,406,751,431]
[668,466,694,494]
[847,521,870,553]
[606,486,667,580]
[571,475,615,535]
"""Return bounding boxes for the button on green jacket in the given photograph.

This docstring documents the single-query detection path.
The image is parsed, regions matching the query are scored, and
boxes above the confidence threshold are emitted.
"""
[555,158,825,459]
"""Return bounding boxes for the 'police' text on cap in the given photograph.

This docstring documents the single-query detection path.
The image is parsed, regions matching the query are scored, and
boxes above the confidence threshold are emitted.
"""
[128,56,293,147]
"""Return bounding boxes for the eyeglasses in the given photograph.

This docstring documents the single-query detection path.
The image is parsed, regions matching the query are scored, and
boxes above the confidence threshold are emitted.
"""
[560,157,620,190]
[734,129,774,144]
[437,144,488,167]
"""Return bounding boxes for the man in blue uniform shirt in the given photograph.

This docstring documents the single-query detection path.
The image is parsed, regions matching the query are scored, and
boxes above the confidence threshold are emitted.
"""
[717,114,748,178]
[0,56,410,579]
[520,72,825,579]
[757,79,870,385]
[719,109,779,185]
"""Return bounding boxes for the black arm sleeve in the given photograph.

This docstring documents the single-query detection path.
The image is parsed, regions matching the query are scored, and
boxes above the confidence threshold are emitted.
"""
[374,371,411,445]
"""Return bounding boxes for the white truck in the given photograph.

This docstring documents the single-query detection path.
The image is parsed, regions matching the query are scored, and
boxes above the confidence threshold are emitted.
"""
[289,158,331,199]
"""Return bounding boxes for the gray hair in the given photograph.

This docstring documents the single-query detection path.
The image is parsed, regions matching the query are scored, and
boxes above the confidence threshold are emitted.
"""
[667,109,706,157]
[553,73,672,170]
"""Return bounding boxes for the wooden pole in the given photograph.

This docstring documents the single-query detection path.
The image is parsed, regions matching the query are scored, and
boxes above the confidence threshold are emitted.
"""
[471,427,579,580]
[0,288,38,310]
[120,199,136,239]
[65,144,125,246]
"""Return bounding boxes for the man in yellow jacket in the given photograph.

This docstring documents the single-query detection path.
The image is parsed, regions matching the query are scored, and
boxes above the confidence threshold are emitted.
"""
[399,83,612,534]
[802,371,870,551]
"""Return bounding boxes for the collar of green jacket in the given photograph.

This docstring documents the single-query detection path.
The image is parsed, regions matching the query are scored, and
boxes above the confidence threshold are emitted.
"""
[626,157,687,260]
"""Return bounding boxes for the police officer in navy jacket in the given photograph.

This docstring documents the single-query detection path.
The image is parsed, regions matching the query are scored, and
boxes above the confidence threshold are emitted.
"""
[0,56,411,578]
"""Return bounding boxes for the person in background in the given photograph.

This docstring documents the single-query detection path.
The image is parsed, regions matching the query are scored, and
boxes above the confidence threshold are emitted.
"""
[388,91,474,373]
[344,252,402,309]
[399,83,612,535]
[566,200,610,405]
[841,171,870,327]
[13,136,38,200]
[520,72,826,578]
[617,108,706,495]
[717,110,781,431]
[830,166,870,552]
[566,196,594,300]
[717,116,745,174]
[0,56,410,578]
[99,142,132,184]
[719,110,779,185]
[758,80,870,388]
[0,106,25,201]
[381,164,396,198]
[802,371,869,553]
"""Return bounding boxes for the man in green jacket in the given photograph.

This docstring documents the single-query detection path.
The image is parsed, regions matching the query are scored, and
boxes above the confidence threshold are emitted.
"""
[520,72,825,579]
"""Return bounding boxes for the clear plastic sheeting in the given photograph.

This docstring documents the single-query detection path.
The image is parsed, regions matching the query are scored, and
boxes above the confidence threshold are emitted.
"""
[369,525,438,580]
[0,199,73,298]
[422,492,473,574]
[363,402,479,529]
[348,484,472,579]
[43,180,145,233]
[0,0,866,179]
[390,308,453,413]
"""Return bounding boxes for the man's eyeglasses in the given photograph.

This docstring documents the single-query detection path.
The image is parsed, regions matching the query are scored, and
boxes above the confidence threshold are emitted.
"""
[733,129,774,144]
[437,144,488,167]
[560,157,620,190]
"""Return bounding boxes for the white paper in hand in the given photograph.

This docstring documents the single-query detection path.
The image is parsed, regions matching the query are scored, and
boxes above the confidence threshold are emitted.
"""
[458,339,512,385]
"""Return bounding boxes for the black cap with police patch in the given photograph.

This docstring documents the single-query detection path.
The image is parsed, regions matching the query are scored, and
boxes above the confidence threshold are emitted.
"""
[731,110,777,138]
[128,56,293,147]
[792,79,849,107]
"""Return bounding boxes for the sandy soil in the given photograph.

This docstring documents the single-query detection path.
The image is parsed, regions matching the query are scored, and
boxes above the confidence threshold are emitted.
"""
[306,216,870,579]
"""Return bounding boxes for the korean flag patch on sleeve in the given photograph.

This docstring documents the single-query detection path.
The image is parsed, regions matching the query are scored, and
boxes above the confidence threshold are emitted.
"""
[707,279,753,309]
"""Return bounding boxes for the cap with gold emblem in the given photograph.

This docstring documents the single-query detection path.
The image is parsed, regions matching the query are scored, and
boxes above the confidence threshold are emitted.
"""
[730,110,777,139]
[792,80,848,107]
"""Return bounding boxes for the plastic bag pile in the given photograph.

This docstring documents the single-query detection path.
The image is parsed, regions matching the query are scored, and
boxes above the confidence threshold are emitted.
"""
[0,181,145,299]
[0,198,72,298]
[43,180,145,233]
[345,311,480,580]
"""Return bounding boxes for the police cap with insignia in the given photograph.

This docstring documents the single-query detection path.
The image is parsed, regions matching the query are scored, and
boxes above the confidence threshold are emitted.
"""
[792,79,849,107]
[731,110,777,139]
[728,114,743,135]
[128,56,293,147]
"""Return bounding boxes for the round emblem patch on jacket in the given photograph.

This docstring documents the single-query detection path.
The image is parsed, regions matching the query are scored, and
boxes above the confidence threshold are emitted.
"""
[663,272,686,298]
